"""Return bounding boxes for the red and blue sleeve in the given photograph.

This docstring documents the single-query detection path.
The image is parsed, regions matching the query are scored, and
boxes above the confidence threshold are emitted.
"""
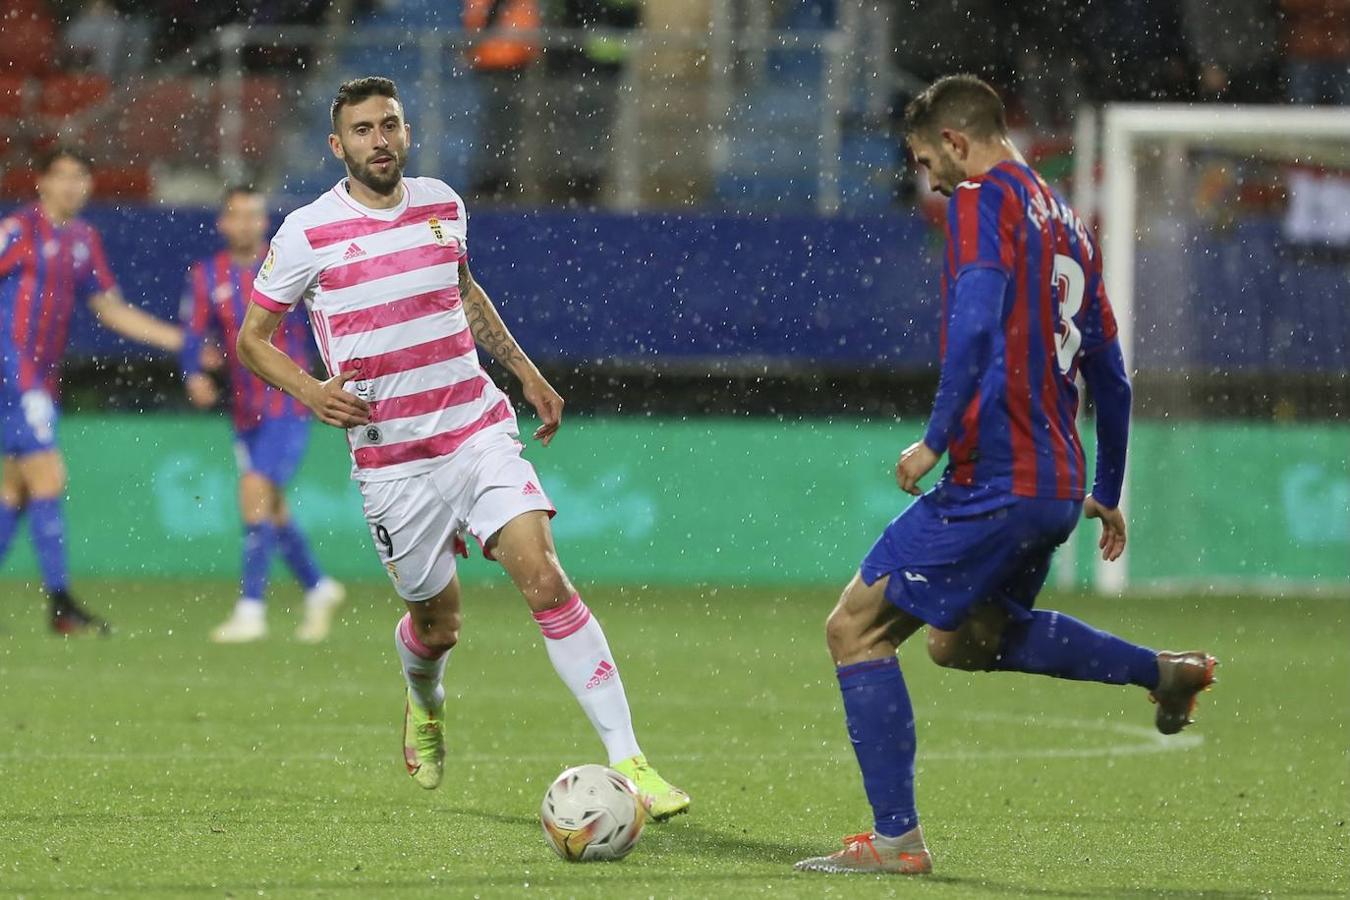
[923,267,1006,454]
[946,179,1016,279]
[179,264,213,377]
[1079,337,1131,508]
[1076,268,1119,356]
[925,181,1016,454]
[0,217,28,279]
[0,219,23,397]
[81,228,118,298]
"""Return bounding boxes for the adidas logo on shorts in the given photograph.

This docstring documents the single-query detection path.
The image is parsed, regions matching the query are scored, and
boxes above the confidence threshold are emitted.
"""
[522,481,542,496]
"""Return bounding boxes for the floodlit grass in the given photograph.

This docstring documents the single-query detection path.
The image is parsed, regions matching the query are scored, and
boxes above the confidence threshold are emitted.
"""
[1,579,1346,898]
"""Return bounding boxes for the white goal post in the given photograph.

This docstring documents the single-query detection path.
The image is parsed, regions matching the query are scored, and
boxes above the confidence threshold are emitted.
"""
[1093,104,1350,594]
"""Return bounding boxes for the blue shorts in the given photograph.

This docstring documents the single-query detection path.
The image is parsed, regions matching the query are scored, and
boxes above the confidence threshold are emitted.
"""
[234,417,310,486]
[0,388,59,457]
[860,494,1080,631]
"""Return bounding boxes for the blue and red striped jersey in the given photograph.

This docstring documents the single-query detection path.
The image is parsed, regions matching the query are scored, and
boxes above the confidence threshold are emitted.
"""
[180,250,312,431]
[0,204,117,397]
[934,160,1119,512]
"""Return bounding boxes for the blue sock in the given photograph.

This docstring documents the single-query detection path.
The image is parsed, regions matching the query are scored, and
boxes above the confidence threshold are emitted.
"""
[837,657,919,837]
[276,520,322,591]
[992,610,1160,688]
[241,522,278,602]
[0,502,21,563]
[27,498,69,593]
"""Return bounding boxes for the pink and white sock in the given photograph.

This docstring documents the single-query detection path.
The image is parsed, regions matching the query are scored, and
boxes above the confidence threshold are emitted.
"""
[533,594,642,764]
[395,614,449,712]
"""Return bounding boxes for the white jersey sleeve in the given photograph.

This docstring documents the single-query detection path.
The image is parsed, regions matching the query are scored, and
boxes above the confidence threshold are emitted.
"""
[252,215,318,312]
[457,190,469,262]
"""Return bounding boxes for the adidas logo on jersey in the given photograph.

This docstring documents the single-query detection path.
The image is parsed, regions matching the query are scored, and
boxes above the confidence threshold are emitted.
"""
[342,242,367,260]
[585,660,615,690]
[522,481,542,496]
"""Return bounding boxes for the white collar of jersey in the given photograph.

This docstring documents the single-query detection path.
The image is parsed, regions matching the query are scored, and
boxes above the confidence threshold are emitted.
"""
[332,178,411,220]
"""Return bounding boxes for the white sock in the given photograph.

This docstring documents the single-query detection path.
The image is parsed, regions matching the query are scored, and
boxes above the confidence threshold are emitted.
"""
[236,598,265,620]
[395,613,448,712]
[533,594,642,765]
[304,577,341,608]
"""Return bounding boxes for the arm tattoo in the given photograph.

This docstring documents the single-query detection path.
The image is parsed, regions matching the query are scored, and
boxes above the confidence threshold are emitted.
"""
[462,278,527,370]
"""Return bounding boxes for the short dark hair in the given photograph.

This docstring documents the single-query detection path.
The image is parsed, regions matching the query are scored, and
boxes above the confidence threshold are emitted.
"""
[330,76,400,129]
[903,75,1007,144]
[35,146,92,175]
[221,183,262,205]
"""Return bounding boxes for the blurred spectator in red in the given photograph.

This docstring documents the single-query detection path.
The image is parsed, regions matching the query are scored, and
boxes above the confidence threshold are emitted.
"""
[1282,0,1350,104]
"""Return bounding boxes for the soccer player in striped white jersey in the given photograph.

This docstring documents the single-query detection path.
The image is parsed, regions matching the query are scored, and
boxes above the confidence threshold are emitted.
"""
[235,77,688,819]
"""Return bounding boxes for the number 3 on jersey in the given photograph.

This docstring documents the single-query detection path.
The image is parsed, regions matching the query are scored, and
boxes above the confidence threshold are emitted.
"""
[1052,253,1085,373]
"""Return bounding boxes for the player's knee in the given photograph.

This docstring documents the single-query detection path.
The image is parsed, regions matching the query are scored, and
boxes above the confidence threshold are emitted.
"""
[27,479,63,500]
[926,630,996,671]
[926,635,969,669]
[421,611,461,653]
[519,558,574,611]
[825,598,861,661]
[239,474,273,523]
[23,456,65,498]
[1,480,24,508]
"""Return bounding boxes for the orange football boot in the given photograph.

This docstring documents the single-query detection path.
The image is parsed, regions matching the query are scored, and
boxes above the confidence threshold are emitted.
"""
[1150,651,1218,734]
[794,828,932,874]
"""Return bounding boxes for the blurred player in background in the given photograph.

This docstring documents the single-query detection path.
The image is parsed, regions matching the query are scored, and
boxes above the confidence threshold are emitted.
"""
[0,148,185,634]
[234,77,689,818]
[179,185,345,644]
[795,76,1218,876]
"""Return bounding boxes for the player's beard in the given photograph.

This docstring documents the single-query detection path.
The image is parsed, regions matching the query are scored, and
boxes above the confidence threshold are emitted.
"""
[347,146,407,196]
[933,152,965,197]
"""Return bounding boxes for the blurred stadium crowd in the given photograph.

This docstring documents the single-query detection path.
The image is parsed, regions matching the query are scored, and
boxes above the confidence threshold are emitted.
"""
[1,0,1346,207]
[0,0,1346,424]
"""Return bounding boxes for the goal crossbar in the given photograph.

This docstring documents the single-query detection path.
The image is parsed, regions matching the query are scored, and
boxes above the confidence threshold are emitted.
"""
[1096,104,1350,593]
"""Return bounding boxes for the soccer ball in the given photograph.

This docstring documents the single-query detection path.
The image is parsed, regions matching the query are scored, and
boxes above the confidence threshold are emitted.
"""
[540,764,646,861]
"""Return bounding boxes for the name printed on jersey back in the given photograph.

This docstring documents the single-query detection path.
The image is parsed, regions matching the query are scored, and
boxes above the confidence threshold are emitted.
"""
[1024,190,1093,259]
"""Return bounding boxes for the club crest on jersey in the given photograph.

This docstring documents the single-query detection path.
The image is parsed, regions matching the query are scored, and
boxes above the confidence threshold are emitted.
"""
[258,247,276,282]
[428,217,451,247]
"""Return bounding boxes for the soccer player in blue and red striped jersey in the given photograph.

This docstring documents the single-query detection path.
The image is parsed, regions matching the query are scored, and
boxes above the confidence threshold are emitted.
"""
[179,186,344,644]
[0,148,185,634]
[796,76,1219,876]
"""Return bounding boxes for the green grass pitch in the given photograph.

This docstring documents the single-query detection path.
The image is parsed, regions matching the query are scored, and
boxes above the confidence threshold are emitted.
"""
[1,579,1346,898]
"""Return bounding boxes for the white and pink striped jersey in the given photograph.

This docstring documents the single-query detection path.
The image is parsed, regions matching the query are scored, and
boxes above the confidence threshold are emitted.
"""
[251,177,516,482]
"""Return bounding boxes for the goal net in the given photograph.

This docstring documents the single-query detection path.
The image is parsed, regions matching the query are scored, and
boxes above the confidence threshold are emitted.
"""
[1079,104,1350,595]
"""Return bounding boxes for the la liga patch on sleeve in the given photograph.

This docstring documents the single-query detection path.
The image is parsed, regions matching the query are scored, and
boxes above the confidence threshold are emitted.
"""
[257,246,277,283]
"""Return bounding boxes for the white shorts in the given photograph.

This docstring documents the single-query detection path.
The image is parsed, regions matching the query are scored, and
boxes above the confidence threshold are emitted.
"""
[358,431,555,601]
